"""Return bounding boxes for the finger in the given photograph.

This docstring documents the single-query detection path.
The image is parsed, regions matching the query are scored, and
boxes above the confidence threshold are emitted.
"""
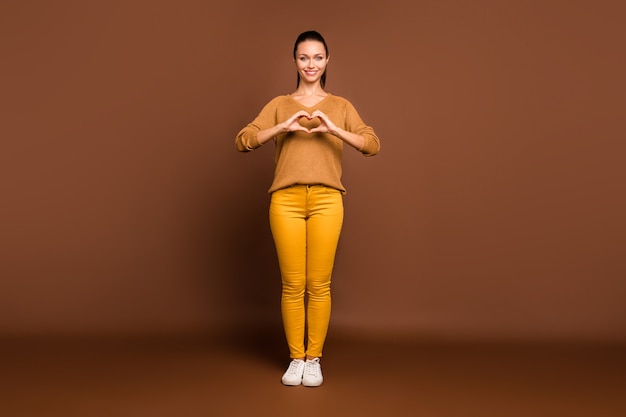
[312,112,329,123]
[292,125,309,132]
[288,111,308,123]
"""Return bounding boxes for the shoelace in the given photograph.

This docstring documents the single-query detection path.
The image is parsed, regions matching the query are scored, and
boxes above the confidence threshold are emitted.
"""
[286,360,304,375]
[304,359,321,377]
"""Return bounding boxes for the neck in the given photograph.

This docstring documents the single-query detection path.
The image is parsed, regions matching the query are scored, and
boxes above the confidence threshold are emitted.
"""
[295,81,325,96]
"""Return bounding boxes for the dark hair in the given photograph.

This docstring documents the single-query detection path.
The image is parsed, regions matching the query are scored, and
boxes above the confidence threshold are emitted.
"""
[293,30,329,88]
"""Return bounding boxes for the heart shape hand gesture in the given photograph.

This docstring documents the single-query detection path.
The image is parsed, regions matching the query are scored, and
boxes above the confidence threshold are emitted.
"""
[282,110,338,135]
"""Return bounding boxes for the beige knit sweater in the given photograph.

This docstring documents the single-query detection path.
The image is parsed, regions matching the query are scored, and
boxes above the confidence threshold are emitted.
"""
[235,94,380,193]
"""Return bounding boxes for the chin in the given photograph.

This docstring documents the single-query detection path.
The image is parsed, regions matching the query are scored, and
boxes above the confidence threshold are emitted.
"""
[302,75,321,83]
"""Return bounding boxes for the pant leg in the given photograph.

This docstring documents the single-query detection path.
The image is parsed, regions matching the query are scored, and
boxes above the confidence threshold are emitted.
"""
[269,187,307,359]
[305,186,344,358]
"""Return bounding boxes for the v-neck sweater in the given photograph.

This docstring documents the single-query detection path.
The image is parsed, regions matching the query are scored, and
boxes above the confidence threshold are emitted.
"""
[235,94,380,194]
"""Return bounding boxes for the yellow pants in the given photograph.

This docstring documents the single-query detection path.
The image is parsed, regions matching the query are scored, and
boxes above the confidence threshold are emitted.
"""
[270,185,344,359]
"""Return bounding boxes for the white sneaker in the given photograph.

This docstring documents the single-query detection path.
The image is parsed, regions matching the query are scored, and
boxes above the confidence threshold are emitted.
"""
[281,359,305,386]
[302,357,323,387]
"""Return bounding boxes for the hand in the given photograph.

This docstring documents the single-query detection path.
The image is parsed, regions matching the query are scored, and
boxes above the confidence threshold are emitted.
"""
[308,110,338,135]
[282,111,311,133]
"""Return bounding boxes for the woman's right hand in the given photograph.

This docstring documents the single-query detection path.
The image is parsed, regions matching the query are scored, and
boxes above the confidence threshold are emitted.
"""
[281,111,311,133]
[256,111,311,146]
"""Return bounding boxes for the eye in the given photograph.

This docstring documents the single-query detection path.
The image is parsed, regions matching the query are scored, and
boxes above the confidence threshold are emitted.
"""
[315,56,324,61]
[299,56,308,62]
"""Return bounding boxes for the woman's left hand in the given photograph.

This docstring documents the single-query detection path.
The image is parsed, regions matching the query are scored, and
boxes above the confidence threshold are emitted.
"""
[308,109,366,150]
[309,110,338,136]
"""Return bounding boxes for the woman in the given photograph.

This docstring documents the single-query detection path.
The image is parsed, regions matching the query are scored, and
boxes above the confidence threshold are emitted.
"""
[235,30,380,387]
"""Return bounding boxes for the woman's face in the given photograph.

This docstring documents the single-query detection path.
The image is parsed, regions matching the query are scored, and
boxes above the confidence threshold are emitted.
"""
[294,40,329,86]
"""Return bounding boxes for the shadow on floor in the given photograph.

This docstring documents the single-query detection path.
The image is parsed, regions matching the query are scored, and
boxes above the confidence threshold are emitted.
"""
[0,334,625,417]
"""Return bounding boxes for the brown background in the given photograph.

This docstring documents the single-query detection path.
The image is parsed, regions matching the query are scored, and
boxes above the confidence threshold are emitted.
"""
[1,0,624,342]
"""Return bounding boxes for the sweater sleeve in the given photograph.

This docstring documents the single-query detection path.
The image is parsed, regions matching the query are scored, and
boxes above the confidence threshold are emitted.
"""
[343,100,381,156]
[235,97,279,152]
